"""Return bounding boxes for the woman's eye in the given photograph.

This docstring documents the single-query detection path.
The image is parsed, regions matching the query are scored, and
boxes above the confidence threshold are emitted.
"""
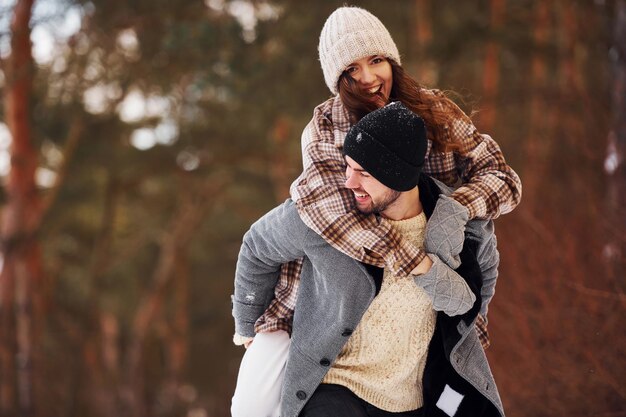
[371,57,383,64]
[346,66,357,74]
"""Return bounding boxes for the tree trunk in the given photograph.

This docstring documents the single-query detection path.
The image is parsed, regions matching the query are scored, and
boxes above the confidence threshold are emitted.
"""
[124,177,225,417]
[169,251,189,387]
[557,1,584,94]
[523,1,552,208]
[84,177,121,417]
[607,0,626,287]
[507,0,554,362]
[0,256,16,416]
[269,116,292,202]
[480,0,505,131]
[412,0,437,85]
[0,1,39,416]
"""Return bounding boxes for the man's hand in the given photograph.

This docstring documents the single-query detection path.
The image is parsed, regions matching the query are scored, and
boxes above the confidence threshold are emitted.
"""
[424,195,469,269]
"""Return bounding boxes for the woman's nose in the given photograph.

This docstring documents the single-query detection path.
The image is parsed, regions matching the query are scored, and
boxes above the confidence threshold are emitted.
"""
[358,65,375,85]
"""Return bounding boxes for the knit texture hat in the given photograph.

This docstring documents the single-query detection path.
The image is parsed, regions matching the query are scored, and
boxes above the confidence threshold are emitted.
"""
[343,102,427,192]
[318,7,401,95]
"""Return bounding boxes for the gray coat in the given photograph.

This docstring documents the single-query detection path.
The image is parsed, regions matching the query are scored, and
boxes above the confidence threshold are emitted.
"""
[233,176,504,417]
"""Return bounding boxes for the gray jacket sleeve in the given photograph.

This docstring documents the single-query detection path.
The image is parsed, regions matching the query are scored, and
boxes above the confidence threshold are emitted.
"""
[417,218,499,318]
[232,200,311,338]
[422,178,500,319]
[465,219,499,319]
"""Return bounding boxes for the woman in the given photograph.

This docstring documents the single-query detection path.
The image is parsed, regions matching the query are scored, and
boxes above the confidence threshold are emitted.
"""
[231,6,521,417]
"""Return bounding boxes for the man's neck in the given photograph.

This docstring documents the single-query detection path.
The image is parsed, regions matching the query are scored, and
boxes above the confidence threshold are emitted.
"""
[381,187,422,221]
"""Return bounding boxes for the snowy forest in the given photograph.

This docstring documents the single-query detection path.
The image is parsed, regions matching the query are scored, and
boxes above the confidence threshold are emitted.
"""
[0,0,624,416]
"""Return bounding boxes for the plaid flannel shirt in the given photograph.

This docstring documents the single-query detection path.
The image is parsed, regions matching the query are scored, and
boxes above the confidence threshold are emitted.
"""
[253,92,521,349]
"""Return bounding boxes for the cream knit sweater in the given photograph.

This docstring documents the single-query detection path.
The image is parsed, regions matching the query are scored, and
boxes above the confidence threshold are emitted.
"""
[322,212,436,412]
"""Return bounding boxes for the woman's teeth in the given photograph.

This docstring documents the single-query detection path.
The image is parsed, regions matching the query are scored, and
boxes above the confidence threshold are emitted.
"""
[368,85,381,94]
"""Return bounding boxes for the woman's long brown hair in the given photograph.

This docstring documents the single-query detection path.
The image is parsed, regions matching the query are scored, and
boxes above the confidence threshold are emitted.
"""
[338,59,469,153]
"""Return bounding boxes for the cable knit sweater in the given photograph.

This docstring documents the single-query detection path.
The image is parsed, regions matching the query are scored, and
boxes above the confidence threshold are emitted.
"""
[322,212,436,412]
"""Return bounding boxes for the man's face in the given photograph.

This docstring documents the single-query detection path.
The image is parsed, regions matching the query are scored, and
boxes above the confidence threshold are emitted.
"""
[344,156,400,215]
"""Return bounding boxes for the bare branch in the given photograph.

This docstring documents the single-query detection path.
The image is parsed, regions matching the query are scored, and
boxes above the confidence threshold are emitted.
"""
[565,282,626,304]
[122,174,231,416]
[36,117,85,230]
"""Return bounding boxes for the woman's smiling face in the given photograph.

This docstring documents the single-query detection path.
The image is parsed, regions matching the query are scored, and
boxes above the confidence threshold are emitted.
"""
[344,55,393,105]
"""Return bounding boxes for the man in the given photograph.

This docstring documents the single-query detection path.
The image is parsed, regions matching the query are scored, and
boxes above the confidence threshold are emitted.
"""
[232,103,504,417]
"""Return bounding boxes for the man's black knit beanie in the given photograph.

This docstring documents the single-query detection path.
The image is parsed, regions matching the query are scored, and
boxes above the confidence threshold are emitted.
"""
[343,101,427,191]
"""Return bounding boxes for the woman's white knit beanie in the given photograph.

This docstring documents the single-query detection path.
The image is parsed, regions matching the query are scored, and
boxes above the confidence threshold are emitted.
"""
[318,7,401,95]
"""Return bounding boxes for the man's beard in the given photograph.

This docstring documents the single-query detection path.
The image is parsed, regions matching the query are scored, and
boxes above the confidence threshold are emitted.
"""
[357,189,401,215]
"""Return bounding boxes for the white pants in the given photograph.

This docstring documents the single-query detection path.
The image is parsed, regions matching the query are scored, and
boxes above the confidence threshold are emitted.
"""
[231,330,291,417]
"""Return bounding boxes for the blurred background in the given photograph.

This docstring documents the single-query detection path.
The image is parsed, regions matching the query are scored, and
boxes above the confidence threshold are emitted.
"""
[0,0,624,416]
